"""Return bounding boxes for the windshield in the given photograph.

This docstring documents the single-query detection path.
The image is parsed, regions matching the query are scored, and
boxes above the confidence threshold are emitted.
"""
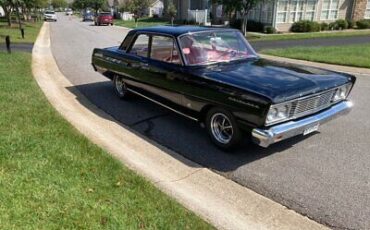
[45,11,55,14]
[179,30,258,65]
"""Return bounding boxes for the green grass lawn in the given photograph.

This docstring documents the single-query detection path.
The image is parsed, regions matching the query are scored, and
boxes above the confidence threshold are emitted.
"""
[0,53,213,228]
[248,30,370,41]
[0,21,43,43]
[261,43,370,68]
[115,17,170,28]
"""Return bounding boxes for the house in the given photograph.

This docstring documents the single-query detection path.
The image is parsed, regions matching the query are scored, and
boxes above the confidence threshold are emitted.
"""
[172,0,370,31]
[148,0,164,17]
[172,0,209,21]
[0,6,4,17]
[246,0,370,31]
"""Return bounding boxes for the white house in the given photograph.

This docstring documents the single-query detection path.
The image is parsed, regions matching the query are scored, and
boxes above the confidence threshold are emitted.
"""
[0,6,5,17]
[246,0,370,31]
[148,0,164,17]
[173,0,370,31]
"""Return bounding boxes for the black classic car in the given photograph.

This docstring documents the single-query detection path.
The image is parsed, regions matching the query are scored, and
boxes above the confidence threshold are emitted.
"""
[91,26,355,149]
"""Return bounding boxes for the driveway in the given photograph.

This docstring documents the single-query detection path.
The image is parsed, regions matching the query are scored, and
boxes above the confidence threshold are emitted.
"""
[49,14,370,229]
[250,35,370,52]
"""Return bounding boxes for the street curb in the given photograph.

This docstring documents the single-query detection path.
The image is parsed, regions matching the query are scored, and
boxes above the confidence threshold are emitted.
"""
[260,54,370,75]
[32,22,328,230]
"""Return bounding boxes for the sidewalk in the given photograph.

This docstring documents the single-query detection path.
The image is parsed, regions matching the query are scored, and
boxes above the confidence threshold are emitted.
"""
[0,42,33,52]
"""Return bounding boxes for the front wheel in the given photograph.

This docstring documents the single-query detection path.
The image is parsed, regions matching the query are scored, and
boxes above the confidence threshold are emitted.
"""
[206,107,242,150]
[113,75,130,99]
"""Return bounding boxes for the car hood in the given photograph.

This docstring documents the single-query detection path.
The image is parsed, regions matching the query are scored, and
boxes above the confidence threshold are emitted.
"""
[195,58,353,103]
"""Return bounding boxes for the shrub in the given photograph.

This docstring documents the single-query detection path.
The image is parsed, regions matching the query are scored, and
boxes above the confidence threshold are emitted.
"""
[186,19,196,25]
[329,22,337,30]
[230,19,242,30]
[247,20,265,32]
[356,19,370,29]
[334,19,348,30]
[230,19,265,32]
[347,19,354,29]
[291,20,321,32]
[264,26,276,34]
[320,22,329,31]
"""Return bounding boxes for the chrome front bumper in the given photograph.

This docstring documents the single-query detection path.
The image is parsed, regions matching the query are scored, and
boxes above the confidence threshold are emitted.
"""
[252,101,353,148]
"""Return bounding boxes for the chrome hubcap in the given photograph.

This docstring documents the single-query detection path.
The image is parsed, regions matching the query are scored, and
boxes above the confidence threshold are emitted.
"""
[115,77,126,95]
[210,113,233,144]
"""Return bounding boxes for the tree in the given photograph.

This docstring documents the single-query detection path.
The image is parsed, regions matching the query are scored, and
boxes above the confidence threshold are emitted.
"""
[219,0,241,21]
[220,0,265,35]
[0,0,14,26]
[52,0,67,9]
[72,0,106,13]
[126,0,152,16]
[120,0,153,27]
[239,0,262,35]
[166,1,176,26]
[0,0,47,27]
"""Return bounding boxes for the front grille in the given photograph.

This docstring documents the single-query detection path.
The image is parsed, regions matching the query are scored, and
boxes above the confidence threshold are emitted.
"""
[290,89,336,118]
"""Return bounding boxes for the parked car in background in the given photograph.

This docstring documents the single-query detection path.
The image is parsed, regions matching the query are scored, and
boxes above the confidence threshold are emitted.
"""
[65,9,73,16]
[83,12,94,21]
[44,11,57,21]
[91,26,355,150]
[94,12,113,26]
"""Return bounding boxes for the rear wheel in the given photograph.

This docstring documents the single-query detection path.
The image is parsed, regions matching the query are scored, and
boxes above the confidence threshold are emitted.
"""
[113,75,130,99]
[206,107,242,150]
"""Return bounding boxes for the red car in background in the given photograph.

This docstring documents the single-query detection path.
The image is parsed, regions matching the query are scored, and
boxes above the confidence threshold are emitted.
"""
[94,12,113,26]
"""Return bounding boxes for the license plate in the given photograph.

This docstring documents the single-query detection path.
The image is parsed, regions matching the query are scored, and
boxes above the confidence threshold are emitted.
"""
[303,124,319,135]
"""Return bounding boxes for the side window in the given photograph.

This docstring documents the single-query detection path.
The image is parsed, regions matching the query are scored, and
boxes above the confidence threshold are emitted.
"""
[119,33,134,51]
[151,36,182,65]
[130,34,149,57]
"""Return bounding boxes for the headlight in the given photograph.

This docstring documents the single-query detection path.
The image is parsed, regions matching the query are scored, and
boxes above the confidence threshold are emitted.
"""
[266,103,292,125]
[332,84,352,102]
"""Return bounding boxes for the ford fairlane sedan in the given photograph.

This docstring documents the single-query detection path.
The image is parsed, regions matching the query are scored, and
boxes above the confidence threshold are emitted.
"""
[91,26,355,150]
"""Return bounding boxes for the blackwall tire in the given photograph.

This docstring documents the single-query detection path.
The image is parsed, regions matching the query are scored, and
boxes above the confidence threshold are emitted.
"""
[206,107,242,150]
[113,75,130,99]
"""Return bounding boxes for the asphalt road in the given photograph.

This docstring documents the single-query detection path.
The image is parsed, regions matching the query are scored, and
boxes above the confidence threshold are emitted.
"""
[49,14,370,229]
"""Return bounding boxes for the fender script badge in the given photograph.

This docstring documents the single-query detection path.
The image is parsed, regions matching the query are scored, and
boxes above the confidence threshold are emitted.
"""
[228,97,260,109]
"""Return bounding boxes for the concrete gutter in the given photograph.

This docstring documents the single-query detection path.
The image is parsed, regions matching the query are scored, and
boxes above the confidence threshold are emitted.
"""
[260,54,370,75]
[32,22,327,230]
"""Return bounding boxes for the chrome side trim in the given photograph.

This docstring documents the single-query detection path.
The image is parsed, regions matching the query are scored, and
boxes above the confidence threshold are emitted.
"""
[127,88,199,122]
[252,100,353,148]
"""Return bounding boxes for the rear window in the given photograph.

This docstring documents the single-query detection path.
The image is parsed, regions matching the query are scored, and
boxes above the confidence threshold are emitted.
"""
[45,11,55,14]
[99,13,111,16]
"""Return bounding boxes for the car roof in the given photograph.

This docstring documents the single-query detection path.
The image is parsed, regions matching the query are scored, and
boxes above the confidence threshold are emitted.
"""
[133,25,237,37]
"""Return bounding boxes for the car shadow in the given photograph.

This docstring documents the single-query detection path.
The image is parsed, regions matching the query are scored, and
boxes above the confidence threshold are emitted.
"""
[67,81,314,174]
